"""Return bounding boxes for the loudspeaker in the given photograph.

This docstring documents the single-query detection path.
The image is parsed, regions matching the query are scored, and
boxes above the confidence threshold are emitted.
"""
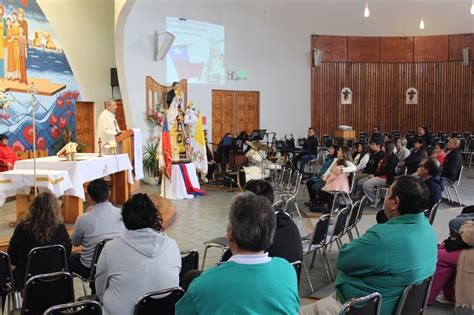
[313,49,324,67]
[463,47,469,66]
[111,68,119,87]
[154,31,175,61]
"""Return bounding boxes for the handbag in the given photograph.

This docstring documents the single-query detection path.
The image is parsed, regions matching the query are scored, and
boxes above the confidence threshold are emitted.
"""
[444,233,470,252]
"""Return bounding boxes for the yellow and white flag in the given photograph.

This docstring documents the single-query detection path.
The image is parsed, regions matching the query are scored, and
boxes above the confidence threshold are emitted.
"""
[191,112,208,175]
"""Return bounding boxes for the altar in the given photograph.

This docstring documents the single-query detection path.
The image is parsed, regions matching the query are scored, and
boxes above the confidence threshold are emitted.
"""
[14,153,133,223]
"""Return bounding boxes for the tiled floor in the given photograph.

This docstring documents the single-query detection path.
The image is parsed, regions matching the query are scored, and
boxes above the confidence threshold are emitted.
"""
[1,166,473,314]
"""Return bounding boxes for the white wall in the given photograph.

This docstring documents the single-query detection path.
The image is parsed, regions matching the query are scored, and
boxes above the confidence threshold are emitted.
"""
[38,0,116,135]
[117,0,474,142]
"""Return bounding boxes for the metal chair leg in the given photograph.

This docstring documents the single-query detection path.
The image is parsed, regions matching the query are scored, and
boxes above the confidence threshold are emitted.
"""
[348,229,354,241]
[302,261,314,293]
[310,250,317,269]
[295,203,302,219]
[453,187,463,206]
[318,249,332,282]
[201,246,210,270]
[322,248,335,281]
[354,225,360,237]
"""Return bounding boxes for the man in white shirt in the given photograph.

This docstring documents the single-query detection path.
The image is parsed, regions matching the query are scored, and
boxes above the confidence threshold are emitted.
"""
[96,100,121,152]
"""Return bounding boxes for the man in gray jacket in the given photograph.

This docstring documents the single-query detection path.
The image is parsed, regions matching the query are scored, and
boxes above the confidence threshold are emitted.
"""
[95,193,181,315]
[69,179,126,288]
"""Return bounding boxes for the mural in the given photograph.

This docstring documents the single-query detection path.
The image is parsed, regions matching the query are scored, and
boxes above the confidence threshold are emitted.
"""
[0,0,79,154]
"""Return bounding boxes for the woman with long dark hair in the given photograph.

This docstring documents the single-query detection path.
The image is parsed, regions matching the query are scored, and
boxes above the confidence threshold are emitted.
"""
[8,192,71,290]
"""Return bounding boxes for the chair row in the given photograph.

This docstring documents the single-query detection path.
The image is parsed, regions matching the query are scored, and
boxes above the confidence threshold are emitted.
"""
[0,246,199,314]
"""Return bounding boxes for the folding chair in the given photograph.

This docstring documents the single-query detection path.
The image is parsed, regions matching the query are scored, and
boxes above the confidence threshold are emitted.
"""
[11,272,74,315]
[423,201,440,225]
[0,252,18,313]
[201,237,228,270]
[394,276,433,315]
[44,300,102,315]
[290,261,302,288]
[301,214,331,290]
[444,165,463,206]
[24,245,68,286]
[133,287,185,315]
[340,292,382,315]
[180,250,199,286]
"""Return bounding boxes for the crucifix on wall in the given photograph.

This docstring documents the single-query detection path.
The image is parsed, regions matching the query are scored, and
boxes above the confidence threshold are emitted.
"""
[341,87,352,104]
[406,87,418,104]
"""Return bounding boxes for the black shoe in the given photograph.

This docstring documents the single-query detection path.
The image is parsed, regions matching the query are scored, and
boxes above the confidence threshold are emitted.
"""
[304,201,312,207]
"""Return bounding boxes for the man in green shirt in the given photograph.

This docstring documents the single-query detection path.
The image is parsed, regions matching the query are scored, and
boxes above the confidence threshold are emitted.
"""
[301,176,437,315]
[176,192,299,315]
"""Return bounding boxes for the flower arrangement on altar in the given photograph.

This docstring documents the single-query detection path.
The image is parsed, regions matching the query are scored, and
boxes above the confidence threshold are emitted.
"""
[148,103,165,127]
[56,142,79,160]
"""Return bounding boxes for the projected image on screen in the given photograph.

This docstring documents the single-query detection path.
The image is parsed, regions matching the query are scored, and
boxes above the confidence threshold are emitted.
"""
[166,17,224,85]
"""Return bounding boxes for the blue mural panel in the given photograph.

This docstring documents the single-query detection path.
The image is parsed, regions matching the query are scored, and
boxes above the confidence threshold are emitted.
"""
[0,0,79,154]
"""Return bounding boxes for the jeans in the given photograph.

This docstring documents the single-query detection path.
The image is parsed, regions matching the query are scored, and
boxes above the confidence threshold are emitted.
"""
[449,213,474,234]
[299,154,317,173]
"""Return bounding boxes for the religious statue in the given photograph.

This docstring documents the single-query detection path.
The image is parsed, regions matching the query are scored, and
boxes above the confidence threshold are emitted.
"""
[167,90,188,161]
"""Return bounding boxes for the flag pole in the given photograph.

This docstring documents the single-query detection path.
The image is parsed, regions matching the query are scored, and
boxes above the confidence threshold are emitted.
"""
[28,82,38,196]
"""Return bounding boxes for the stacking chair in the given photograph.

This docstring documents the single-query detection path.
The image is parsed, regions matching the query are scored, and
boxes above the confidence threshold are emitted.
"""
[301,214,331,290]
[24,245,68,286]
[74,239,111,297]
[179,250,199,286]
[133,287,185,315]
[201,237,228,270]
[11,272,74,315]
[326,207,350,252]
[394,276,433,315]
[424,201,440,225]
[352,196,368,238]
[444,166,463,206]
[280,195,298,218]
[344,200,361,241]
[44,300,102,315]
[327,172,356,214]
[373,185,389,208]
[324,137,334,148]
[461,136,474,167]
[340,292,382,315]
[290,261,302,288]
[0,252,18,312]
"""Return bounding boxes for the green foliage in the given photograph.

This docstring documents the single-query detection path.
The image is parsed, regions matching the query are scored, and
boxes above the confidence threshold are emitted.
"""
[143,141,159,176]
[53,127,87,154]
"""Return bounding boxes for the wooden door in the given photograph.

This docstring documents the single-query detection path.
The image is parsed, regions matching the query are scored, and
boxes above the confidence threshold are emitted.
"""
[75,101,95,153]
[235,91,260,135]
[211,90,259,145]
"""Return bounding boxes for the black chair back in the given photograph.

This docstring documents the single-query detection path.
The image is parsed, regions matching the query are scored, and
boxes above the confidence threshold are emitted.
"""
[347,200,361,229]
[290,261,302,288]
[283,195,297,218]
[324,137,334,148]
[394,276,433,315]
[297,138,306,147]
[25,245,68,284]
[340,292,382,315]
[0,252,14,292]
[332,207,350,238]
[87,239,111,280]
[424,202,440,225]
[179,250,199,285]
[463,132,471,139]
[22,272,74,314]
[133,287,185,315]
[310,214,330,247]
[44,300,102,314]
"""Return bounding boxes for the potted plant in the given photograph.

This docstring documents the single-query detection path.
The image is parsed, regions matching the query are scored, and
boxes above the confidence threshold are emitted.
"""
[143,141,160,185]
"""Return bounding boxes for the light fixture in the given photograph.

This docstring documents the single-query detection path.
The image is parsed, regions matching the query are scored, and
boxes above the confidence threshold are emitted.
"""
[471,0,474,14]
[419,18,425,30]
[364,3,370,18]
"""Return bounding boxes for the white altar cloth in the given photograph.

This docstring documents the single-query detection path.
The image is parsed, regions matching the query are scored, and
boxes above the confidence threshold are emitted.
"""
[160,163,201,200]
[15,153,133,200]
[0,169,73,206]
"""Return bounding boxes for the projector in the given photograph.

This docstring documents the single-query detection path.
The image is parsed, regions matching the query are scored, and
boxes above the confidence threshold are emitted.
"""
[338,125,353,131]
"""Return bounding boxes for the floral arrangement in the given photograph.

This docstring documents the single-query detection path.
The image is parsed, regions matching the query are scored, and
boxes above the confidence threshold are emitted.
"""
[56,142,78,157]
[148,104,165,127]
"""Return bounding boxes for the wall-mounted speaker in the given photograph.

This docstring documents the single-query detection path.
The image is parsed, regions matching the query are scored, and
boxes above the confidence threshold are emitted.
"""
[313,49,324,67]
[111,68,119,87]
[463,47,469,66]
[154,31,175,61]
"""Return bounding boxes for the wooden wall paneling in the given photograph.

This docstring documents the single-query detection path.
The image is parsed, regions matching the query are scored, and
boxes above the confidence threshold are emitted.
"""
[235,91,260,135]
[75,101,95,153]
[311,35,348,62]
[347,37,380,62]
[211,90,235,146]
[449,34,474,61]
[380,37,414,62]
[414,35,449,62]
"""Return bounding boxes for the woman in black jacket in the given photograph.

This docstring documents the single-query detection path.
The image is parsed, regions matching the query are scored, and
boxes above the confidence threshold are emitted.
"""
[401,137,427,175]
[361,141,399,207]
[8,192,72,290]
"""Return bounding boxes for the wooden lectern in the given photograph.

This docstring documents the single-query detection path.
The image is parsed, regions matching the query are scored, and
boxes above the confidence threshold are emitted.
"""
[116,129,140,197]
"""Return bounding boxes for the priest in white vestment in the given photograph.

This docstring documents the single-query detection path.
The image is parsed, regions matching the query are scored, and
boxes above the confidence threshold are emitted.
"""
[96,100,121,152]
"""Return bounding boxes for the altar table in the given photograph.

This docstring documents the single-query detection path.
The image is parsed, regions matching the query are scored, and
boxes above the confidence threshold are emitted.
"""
[14,153,133,223]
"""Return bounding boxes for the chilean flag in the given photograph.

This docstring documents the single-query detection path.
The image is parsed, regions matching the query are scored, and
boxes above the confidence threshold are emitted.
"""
[162,117,172,179]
